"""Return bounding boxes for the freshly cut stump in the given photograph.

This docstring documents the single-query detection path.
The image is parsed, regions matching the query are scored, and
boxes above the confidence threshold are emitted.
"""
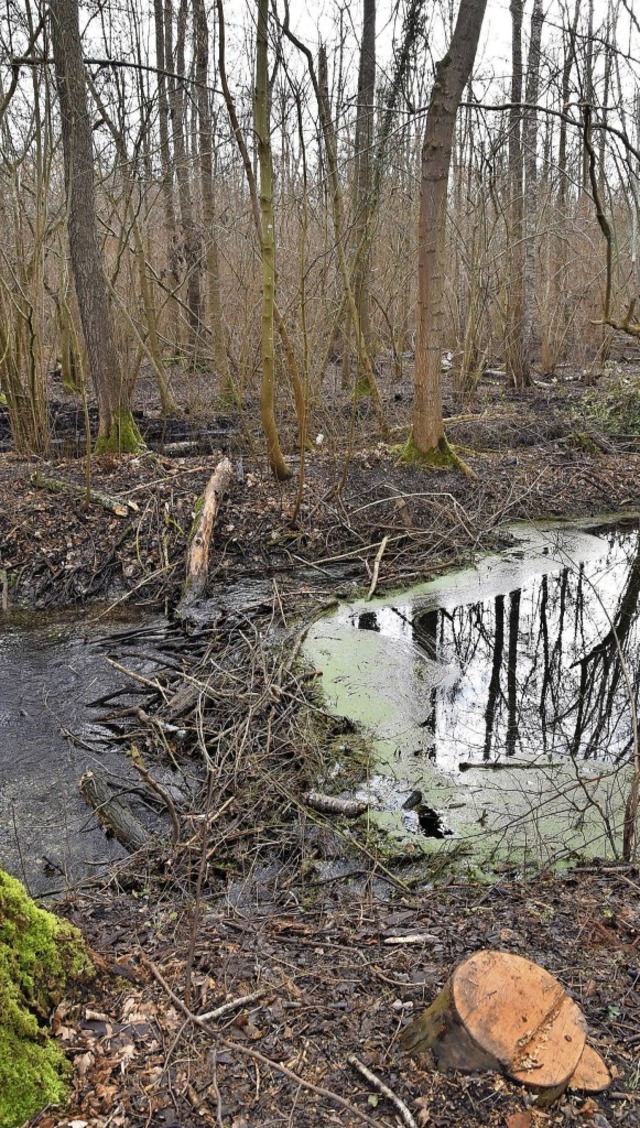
[401,950,605,1099]
[568,1045,611,1093]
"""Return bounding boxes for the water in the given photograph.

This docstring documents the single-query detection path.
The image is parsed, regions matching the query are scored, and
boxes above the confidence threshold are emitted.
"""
[305,521,640,868]
[0,611,162,896]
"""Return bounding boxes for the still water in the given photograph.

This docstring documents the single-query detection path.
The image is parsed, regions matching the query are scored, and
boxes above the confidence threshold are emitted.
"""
[0,612,155,896]
[305,521,640,867]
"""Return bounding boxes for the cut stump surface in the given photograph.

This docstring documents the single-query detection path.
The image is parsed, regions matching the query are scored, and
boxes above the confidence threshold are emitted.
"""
[401,950,610,1098]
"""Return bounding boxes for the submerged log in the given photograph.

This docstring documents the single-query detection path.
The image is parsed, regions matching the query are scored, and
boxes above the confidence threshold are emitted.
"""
[401,950,610,1101]
[179,456,233,609]
[79,769,151,852]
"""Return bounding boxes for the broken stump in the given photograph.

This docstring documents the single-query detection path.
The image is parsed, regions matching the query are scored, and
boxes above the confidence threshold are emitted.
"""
[401,950,610,1101]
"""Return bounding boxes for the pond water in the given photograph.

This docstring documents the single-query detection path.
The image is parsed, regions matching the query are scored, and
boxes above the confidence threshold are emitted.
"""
[0,611,164,896]
[304,520,640,869]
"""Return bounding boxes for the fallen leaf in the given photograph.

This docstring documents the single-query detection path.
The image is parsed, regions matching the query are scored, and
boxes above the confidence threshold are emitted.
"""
[506,1113,533,1128]
[74,1051,95,1076]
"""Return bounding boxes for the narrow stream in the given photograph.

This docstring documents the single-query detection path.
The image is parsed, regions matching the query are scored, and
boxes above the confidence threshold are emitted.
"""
[305,520,640,868]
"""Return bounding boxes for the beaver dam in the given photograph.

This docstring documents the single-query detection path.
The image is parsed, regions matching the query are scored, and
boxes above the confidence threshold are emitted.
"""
[304,520,640,870]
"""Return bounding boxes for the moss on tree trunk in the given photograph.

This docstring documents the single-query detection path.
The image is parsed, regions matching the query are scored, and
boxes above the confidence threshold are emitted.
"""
[396,431,474,475]
[94,407,144,454]
[0,869,93,1128]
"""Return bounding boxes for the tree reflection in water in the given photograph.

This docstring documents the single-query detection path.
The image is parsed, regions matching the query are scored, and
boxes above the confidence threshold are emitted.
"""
[355,525,640,769]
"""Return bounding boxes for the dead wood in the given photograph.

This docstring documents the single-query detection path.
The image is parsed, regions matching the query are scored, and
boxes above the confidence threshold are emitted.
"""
[179,455,233,609]
[79,769,152,852]
[347,1055,417,1128]
[304,790,368,817]
[401,950,610,1101]
[30,471,131,516]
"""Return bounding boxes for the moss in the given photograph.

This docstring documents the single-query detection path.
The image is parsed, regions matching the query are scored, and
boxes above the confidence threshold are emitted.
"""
[393,430,475,476]
[0,870,94,1128]
[94,407,144,454]
[569,431,603,454]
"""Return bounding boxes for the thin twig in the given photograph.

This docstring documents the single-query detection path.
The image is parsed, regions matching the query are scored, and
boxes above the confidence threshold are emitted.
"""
[366,535,389,601]
[199,987,267,1022]
[347,1055,418,1128]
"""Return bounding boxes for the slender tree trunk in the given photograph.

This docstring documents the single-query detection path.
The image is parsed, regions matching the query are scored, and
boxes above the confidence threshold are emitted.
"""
[49,0,142,452]
[255,0,291,480]
[171,0,202,344]
[282,24,386,433]
[505,0,528,388]
[153,0,179,281]
[353,0,376,371]
[194,0,230,388]
[410,0,488,459]
[520,0,544,379]
[216,0,306,446]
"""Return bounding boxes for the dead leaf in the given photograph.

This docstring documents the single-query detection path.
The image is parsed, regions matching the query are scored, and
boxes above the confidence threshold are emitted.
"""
[74,1051,95,1076]
[506,1113,533,1128]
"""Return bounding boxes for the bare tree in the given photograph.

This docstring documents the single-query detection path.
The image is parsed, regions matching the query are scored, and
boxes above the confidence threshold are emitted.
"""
[408,0,488,462]
[194,0,231,388]
[254,0,291,480]
[49,0,142,452]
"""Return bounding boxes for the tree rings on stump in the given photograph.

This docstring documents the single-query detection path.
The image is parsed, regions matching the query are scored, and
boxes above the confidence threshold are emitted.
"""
[401,950,609,1098]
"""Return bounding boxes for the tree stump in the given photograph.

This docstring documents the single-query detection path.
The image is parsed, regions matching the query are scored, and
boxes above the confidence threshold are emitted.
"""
[401,950,610,1101]
[179,456,233,610]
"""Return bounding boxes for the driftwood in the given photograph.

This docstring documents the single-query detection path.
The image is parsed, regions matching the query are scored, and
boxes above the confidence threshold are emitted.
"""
[179,456,233,608]
[401,950,610,1104]
[30,471,131,516]
[79,769,151,852]
[304,791,368,818]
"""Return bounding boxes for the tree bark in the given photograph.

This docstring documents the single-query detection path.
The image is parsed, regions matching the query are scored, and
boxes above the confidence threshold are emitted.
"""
[401,950,610,1101]
[411,0,488,458]
[520,0,544,380]
[194,0,231,388]
[352,0,376,368]
[171,0,202,344]
[79,770,152,852]
[49,0,142,452]
[255,0,292,480]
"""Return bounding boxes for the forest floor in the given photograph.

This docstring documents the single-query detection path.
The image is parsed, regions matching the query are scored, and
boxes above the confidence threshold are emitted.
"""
[2,356,640,1127]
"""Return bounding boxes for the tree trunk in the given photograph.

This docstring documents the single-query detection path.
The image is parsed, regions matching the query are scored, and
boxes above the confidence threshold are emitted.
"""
[171,0,202,345]
[194,0,231,389]
[520,0,544,380]
[255,0,291,481]
[153,0,179,280]
[505,0,528,389]
[179,456,233,608]
[49,0,142,453]
[411,0,488,459]
[352,0,376,374]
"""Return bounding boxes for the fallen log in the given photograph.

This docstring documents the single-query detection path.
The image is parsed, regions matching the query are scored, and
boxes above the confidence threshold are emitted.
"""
[30,471,131,516]
[179,456,233,609]
[304,791,368,818]
[79,769,151,852]
[401,950,610,1103]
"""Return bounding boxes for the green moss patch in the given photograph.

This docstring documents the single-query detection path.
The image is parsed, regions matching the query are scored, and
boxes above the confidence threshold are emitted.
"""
[94,407,144,454]
[0,870,93,1128]
[393,431,474,475]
